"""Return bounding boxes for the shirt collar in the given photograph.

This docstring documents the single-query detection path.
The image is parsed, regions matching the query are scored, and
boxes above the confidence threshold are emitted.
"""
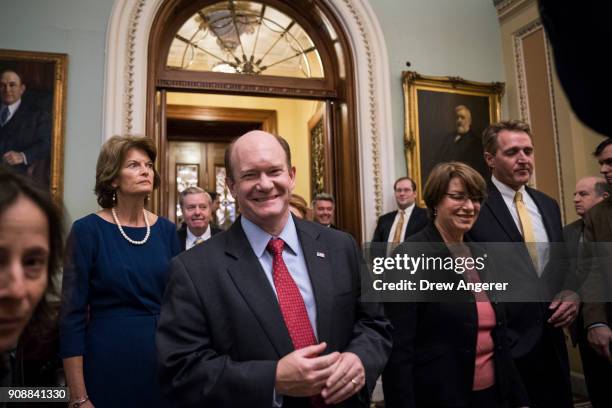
[398,203,415,214]
[241,214,299,258]
[491,174,527,202]
[2,99,21,115]
[186,224,211,242]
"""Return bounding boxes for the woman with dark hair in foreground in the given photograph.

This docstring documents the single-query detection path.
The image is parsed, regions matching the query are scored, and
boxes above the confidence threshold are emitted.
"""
[0,168,64,392]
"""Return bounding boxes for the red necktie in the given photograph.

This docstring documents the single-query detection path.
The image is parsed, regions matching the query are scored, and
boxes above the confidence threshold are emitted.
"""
[267,238,327,408]
[267,238,317,349]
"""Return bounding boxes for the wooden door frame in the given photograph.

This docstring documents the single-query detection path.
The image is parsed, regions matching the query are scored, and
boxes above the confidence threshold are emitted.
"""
[167,105,277,136]
[162,104,278,216]
[147,0,363,241]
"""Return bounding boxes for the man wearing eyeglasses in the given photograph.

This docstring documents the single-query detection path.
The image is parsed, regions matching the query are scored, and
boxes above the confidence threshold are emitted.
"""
[372,177,428,244]
[467,120,578,408]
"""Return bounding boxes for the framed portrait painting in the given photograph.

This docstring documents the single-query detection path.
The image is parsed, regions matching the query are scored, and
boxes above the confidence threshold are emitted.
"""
[0,49,68,201]
[402,71,504,205]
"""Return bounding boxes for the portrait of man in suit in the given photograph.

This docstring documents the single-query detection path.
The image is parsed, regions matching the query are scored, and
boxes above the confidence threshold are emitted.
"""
[0,69,51,188]
[156,130,392,407]
[415,88,491,185]
[437,105,489,177]
[372,176,428,244]
[176,186,222,252]
[468,120,579,408]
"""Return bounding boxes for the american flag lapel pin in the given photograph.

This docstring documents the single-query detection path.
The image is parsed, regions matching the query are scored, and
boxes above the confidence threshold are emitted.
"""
[316,251,325,258]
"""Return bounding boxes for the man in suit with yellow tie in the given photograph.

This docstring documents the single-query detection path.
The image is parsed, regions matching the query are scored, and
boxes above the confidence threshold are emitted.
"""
[468,120,579,408]
[372,177,428,244]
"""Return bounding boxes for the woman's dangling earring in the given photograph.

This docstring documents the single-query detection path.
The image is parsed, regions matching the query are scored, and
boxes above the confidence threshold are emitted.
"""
[433,208,437,217]
[113,191,117,205]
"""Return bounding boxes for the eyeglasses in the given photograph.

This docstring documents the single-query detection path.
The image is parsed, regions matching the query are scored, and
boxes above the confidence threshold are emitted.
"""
[444,193,484,204]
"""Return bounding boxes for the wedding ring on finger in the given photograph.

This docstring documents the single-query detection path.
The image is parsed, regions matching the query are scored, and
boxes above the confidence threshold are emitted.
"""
[351,378,359,387]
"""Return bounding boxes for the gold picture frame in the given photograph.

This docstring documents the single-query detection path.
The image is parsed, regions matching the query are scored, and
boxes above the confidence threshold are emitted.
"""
[1,49,68,202]
[402,71,504,205]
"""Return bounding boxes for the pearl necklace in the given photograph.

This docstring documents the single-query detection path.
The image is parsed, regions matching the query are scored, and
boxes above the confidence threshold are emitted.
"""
[111,207,150,245]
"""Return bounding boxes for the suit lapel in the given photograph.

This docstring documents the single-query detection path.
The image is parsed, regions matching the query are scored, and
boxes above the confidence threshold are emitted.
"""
[404,207,425,240]
[224,221,294,358]
[295,219,333,345]
[2,102,27,131]
[383,211,397,241]
[486,183,524,242]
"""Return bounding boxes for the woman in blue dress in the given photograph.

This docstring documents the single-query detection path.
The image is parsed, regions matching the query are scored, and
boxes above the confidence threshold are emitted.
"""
[60,136,180,408]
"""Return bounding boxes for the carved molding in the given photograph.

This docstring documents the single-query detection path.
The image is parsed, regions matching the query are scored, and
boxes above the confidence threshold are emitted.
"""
[512,20,542,124]
[156,79,337,98]
[495,0,533,22]
[512,19,565,220]
[123,0,147,135]
[338,0,382,218]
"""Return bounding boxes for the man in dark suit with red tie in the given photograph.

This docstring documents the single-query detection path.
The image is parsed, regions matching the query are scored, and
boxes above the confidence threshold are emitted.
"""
[468,120,579,408]
[156,130,392,407]
[372,177,428,244]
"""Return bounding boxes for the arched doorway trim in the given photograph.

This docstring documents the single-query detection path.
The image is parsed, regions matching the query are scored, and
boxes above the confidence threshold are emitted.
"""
[103,0,395,238]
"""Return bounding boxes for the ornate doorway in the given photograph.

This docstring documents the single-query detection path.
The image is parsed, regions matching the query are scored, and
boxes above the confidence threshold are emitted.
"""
[147,0,362,240]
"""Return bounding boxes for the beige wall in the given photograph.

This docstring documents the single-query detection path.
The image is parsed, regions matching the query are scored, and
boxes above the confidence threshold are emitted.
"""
[497,0,604,224]
[167,93,320,202]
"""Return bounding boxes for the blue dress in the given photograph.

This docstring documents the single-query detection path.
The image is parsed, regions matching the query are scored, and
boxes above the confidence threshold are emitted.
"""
[59,214,180,407]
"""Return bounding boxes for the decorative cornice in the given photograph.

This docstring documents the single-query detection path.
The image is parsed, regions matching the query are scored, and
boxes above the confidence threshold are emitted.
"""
[340,0,382,218]
[156,79,337,98]
[124,0,146,135]
[495,0,532,22]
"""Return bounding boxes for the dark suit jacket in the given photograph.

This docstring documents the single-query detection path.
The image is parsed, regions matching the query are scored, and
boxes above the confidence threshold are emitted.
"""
[563,218,586,345]
[157,216,392,407]
[382,223,528,408]
[371,206,428,243]
[177,222,222,252]
[581,197,612,328]
[0,101,51,175]
[438,129,489,177]
[467,182,573,363]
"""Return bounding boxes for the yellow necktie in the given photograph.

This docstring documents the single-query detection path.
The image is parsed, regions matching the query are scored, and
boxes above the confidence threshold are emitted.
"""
[392,210,405,243]
[514,191,539,270]
[194,237,204,246]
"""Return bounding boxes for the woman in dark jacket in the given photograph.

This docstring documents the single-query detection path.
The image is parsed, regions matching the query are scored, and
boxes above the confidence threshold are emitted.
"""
[382,162,528,408]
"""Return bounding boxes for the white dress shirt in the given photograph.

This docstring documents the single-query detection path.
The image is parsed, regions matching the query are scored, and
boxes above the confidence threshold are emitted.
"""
[387,203,415,242]
[1,99,21,123]
[185,224,212,250]
[491,175,550,275]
